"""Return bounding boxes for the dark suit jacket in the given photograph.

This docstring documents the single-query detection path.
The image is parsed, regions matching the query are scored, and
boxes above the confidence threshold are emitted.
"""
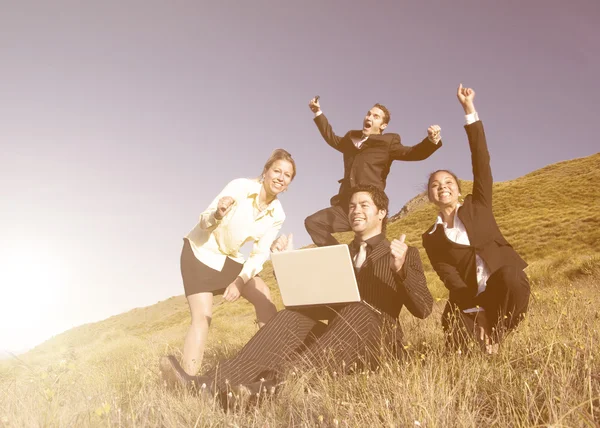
[421,120,527,309]
[314,114,442,206]
[350,235,433,337]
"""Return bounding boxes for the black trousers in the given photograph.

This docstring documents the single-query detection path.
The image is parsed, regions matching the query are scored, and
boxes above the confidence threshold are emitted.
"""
[304,204,351,247]
[442,265,530,349]
[203,302,398,393]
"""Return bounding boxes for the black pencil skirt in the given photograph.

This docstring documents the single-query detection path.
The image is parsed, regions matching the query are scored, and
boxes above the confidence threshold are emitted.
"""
[180,238,243,297]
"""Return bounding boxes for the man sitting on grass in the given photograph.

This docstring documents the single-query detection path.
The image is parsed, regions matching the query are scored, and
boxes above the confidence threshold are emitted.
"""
[160,185,433,403]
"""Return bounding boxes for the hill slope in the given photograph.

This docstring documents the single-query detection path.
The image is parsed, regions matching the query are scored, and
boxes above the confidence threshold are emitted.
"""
[19,152,600,363]
[1,153,599,427]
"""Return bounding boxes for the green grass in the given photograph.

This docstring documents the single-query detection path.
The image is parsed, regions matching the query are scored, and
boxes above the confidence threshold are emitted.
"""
[1,153,599,427]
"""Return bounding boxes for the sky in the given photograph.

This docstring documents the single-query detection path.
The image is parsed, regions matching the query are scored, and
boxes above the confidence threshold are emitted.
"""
[1,0,599,355]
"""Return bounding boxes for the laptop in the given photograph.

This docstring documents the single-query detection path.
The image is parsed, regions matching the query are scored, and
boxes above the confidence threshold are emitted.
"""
[270,244,361,310]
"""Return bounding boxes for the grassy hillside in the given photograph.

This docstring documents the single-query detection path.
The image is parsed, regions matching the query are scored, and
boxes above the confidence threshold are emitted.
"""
[1,153,599,427]
[337,152,600,296]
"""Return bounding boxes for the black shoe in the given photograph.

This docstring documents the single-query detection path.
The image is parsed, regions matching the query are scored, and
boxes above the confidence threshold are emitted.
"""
[159,355,193,390]
[159,355,215,395]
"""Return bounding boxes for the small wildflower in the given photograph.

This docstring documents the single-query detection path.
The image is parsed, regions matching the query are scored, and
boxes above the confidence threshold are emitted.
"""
[201,383,207,389]
[414,421,421,426]
[333,419,339,426]
[318,415,324,422]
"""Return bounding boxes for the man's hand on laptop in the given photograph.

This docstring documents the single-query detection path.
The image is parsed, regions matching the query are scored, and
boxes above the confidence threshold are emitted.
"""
[390,234,408,272]
[271,234,293,253]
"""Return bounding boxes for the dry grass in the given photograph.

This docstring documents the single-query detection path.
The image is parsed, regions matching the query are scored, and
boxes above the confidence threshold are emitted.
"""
[1,153,599,427]
[1,274,598,427]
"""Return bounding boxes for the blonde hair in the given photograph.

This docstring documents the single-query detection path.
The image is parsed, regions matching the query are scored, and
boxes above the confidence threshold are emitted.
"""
[261,149,296,181]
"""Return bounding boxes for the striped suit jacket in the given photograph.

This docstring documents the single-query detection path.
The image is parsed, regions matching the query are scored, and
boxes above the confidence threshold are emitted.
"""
[201,235,433,392]
[354,238,433,326]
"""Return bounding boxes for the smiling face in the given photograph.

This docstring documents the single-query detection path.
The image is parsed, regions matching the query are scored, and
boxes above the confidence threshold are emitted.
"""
[362,106,388,136]
[348,191,387,239]
[428,170,461,209]
[262,159,294,198]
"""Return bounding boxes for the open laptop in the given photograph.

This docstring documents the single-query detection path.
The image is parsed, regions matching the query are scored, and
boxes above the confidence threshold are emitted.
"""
[270,244,361,311]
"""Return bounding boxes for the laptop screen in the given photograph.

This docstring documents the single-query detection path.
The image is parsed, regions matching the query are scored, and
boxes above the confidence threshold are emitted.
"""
[271,244,361,308]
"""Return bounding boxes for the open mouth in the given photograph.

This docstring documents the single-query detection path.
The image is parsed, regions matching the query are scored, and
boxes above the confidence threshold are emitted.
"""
[364,122,372,129]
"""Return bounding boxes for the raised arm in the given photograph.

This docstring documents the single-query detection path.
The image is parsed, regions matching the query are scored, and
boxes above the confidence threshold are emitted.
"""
[198,178,245,230]
[389,127,442,161]
[309,96,346,152]
[458,84,493,208]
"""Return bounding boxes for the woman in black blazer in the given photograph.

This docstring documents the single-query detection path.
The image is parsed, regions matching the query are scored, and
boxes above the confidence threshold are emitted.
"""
[422,84,530,353]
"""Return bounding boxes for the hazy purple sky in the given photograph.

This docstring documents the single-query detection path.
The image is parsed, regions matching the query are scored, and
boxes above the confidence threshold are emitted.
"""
[1,0,598,353]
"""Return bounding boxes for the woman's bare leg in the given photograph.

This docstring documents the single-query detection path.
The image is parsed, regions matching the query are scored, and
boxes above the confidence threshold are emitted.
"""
[242,277,277,327]
[182,292,213,375]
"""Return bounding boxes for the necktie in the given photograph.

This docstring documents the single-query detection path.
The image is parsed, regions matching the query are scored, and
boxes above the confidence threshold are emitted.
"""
[354,242,368,270]
[354,134,368,149]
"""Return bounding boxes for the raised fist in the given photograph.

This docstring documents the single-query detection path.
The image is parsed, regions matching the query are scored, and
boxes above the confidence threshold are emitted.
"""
[215,196,234,220]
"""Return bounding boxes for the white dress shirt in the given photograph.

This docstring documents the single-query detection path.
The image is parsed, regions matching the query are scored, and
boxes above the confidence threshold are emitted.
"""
[186,178,285,284]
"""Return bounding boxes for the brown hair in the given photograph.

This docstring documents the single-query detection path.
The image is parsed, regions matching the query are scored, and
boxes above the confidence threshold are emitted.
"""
[349,184,389,232]
[427,170,462,201]
[262,148,296,181]
[373,103,391,125]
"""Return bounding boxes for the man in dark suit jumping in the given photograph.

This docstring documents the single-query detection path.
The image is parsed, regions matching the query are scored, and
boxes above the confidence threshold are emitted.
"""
[160,185,433,400]
[305,97,443,246]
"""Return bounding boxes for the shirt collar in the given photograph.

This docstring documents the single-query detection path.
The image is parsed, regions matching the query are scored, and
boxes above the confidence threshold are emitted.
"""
[247,183,276,216]
[352,232,385,252]
[429,204,461,234]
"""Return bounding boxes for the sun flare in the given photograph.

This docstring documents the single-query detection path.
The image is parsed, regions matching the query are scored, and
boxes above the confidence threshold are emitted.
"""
[0,241,70,353]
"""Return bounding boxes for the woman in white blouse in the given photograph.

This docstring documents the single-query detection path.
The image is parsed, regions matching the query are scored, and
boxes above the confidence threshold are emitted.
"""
[178,149,295,375]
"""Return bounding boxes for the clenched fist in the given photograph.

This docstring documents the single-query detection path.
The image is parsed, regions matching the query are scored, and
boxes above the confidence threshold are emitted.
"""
[308,96,321,114]
[427,125,442,144]
[215,196,234,220]
[457,83,476,115]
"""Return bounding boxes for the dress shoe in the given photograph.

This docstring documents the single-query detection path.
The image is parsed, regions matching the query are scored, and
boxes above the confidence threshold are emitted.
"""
[159,355,215,395]
[159,355,192,390]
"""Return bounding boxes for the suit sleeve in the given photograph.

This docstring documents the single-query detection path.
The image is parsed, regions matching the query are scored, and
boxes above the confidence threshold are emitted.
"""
[465,121,492,209]
[394,247,433,319]
[314,114,347,153]
[389,135,442,161]
[423,240,474,309]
